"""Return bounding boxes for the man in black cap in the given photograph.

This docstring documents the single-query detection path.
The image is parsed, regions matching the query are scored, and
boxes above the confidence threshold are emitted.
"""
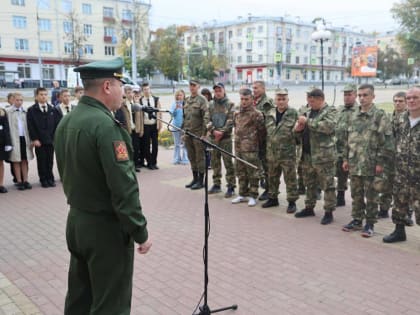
[54,57,151,315]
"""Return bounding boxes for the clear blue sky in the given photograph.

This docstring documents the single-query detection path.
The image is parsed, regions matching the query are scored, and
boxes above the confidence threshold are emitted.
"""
[149,0,399,33]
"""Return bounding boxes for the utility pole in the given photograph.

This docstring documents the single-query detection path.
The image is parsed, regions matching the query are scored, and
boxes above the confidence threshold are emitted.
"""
[131,0,137,83]
[36,2,43,87]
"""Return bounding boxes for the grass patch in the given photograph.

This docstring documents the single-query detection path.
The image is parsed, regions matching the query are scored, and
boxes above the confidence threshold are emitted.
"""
[376,102,394,113]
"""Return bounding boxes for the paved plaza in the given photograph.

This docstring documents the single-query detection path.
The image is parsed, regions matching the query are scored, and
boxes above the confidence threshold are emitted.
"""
[1,147,420,315]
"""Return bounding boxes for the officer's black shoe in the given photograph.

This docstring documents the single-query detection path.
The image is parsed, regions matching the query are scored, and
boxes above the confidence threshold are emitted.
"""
[48,180,56,187]
[209,184,221,194]
[191,173,204,190]
[295,207,315,218]
[224,186,235,198]
[377,208,389,219]
[262,198,279,208]
[41,181,49,188]
[298,184,306,195]
[336,191,345,207]
[17,182,25,191]
[0,186,8,193]
[286,201,297,213]
[320,211,334,225]
[135,168,141,173]
[185,171,198,188]
[152,165,159,170]
[23,182,32,190]
[258,190,269,201]
[316,189,322,200]
[383,224,406,243]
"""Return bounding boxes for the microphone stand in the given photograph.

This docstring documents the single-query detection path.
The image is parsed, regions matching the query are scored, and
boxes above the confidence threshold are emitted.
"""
[157,116,257,315]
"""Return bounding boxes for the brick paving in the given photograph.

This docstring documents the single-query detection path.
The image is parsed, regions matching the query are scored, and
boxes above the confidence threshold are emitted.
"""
[1,147,420,315]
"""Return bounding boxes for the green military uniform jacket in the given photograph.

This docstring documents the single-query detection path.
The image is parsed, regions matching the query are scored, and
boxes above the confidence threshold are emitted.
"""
[55,96,148,244]
[182,94,208,136]
[234,106,266,153]
[296,104,337,165]
[255,93,274,115]
[265,107,298,161]
[343,104,394,177]
[207,97,234,138]
[335,103,357,159]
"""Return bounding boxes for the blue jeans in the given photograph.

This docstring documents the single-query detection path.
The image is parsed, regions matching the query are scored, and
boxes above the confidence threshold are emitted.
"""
[172,130,189,164]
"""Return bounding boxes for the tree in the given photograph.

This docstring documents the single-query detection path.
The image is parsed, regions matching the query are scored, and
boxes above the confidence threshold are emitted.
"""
[137,56,156,79]
[391,0,420,61]
[377,47,412,80]
[64,11,87,66]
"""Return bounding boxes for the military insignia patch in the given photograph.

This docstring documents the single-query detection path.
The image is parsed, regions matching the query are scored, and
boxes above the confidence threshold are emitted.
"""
[113,141,129,161]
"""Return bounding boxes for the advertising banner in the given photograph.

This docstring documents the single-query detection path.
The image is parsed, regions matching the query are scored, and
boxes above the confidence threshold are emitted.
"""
[351,46,378,77]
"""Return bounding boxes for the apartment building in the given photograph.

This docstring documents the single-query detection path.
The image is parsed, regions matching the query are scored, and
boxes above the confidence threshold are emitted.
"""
[0,0,150,87]
[183,16,375,85]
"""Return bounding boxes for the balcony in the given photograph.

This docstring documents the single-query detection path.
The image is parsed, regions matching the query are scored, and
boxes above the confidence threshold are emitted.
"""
[104,36,113,43]
[103,16,115,24]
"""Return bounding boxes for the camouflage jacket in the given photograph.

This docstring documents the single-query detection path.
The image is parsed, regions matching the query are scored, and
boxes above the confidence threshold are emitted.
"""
[182,94,209,136]
[234,106,266,153]
[394,111,420,185]
[335,103,357,159]
[206,97,234,138]
[255,93,274,115]
[296,104,337,165]
[343,104,394,176]
[265,107,298,161]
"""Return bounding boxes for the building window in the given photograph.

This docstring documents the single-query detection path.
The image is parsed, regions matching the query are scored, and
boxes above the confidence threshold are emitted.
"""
[62,0,72,12]
[15,39,29,51]
[11,0,25,6]
[186,36,191,45]
[303,44,308,52]
[286,53,291,63]
[236,28,242,36]
[194,35,199,42]
[237,42,242,50]
[286,69,291,80]
[82,3,92,15]
[63,21,73,33]
[276,38,282,52]
[328,47,332,55]
[103,7,114,18]
[258,54,263,62]
[295,56,300,64]
[38,19,51,31]
[246,55,252,63]
[311,71,316,80]
[246,41,252,50]
[209,33,215,43]
[295,43,300,51]
[84,44,94,55]
[13,16,27,29]
[326,71,331,80]
[84,24,92,36]
[104,27,115,37]
[237,56,242,63]
[257,69,263,80]
[218,32,224,43]
[285,39,291,52]
[296,29,301,37]
[64,42,73,54]
[17,63,31,78]
[276,26,282,36]
[122,9,132,21]
[304,56,308,64]
[286,28,292,38]
[40,40,53,53]
[228,30,233,39]
[42,65,54,80]
[311,46,316,54]
[237,70,243,81]
[258,40,263,48]
[105,46,115,56]
[258,25,263,33]
[38,0,50,9]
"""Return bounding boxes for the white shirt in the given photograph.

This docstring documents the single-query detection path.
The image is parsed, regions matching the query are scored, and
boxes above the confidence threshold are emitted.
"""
[13,106,26,137]
[143,96,156,125]
[59,103,72,116]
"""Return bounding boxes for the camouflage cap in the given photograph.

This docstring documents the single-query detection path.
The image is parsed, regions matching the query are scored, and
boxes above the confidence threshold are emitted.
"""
[74,57,126,83]
[306,85,318,94]
[189,79,200,85]
[343,84,357,92]
[275,88,288,95]
[307,88,325,98]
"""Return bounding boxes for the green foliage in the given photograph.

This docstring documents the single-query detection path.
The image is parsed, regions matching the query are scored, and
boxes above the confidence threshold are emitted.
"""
[391,0,420,62]
[158,130,174,147]
[377,47,413,79]
[137,56,156,79]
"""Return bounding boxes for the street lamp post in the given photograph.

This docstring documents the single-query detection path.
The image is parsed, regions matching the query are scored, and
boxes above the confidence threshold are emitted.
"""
[311,20,331,91]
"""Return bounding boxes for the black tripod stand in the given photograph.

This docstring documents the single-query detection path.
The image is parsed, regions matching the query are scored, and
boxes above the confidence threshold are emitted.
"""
[156,117,257,315]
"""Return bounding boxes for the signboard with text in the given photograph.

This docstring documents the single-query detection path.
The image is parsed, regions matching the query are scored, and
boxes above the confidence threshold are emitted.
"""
[351,46,378,77]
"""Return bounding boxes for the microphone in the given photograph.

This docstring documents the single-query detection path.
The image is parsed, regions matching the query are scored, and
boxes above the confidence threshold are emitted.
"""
[141,106,170,119]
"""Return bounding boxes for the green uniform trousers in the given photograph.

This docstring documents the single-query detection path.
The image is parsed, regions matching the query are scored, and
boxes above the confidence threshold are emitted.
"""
[210,137,235,187]
[336,158,349,192]
[350,176,378,224]
[235,152,260,199]
[65,208,134,315]
[267,159,298,202]
[184,134,205,173]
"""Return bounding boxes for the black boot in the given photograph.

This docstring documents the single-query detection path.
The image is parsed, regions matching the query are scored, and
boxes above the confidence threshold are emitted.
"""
[287,201,297,213]
[336,191,345,207]
[209,184,221,194]
[258,189,269,201]
[185,171,198,188]
[320,211,333,225]
[262,198,279,208]
[406,209,414,226]
[383,224,406,243]
[191,173,204,190]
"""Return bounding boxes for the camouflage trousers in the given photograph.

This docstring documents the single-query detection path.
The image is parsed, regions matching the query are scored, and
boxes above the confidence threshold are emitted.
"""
[302,154,336,212]
[297,160,304,188]
[267,159,298,202]
[336,158,349,192]
[184,134,205,173]
[350,176,378,224]
[235,152,260,199]
[379,173,394,211]
[210,137,235,188]
[259,139,268,185]
[392,176,420,226]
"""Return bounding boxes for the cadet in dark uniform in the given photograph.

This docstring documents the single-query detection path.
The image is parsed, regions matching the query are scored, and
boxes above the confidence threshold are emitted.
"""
[54,57,151,315]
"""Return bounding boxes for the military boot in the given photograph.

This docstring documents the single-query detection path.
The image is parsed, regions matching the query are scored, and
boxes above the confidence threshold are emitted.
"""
[185,171,198,188]
[406,209,414,226]
[262,198,279,208]
[258,189,269,201]
[191,173,204,190]
[383,224,406,243]
[336,191,345,207]
[208,184,221,194]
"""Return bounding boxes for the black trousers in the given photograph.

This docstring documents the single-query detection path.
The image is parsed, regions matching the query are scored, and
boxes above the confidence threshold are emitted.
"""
[35,144,54,182]
[141,124,158,166]
[130,131,141,167]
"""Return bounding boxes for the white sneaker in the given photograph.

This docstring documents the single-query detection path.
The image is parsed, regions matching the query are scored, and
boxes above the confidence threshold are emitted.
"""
[248,197,257,207]
[232,196,247,204]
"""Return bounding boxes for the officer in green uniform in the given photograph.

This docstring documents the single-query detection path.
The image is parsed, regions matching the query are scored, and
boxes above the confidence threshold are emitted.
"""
[54,57,152,315]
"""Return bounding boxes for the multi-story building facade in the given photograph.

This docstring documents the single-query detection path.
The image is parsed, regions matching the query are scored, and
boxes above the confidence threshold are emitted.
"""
[183,16,375,85]
[0,0,150,87]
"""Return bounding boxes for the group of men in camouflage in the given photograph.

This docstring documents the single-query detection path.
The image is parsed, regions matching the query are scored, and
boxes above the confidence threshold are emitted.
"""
[181,79,420,242]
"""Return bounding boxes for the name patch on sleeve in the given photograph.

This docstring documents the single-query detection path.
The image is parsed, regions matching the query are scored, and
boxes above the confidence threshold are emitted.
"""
[113,141,129,161]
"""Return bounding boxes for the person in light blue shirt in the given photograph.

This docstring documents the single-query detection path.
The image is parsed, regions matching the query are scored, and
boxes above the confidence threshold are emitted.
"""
[169,89,189,164]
